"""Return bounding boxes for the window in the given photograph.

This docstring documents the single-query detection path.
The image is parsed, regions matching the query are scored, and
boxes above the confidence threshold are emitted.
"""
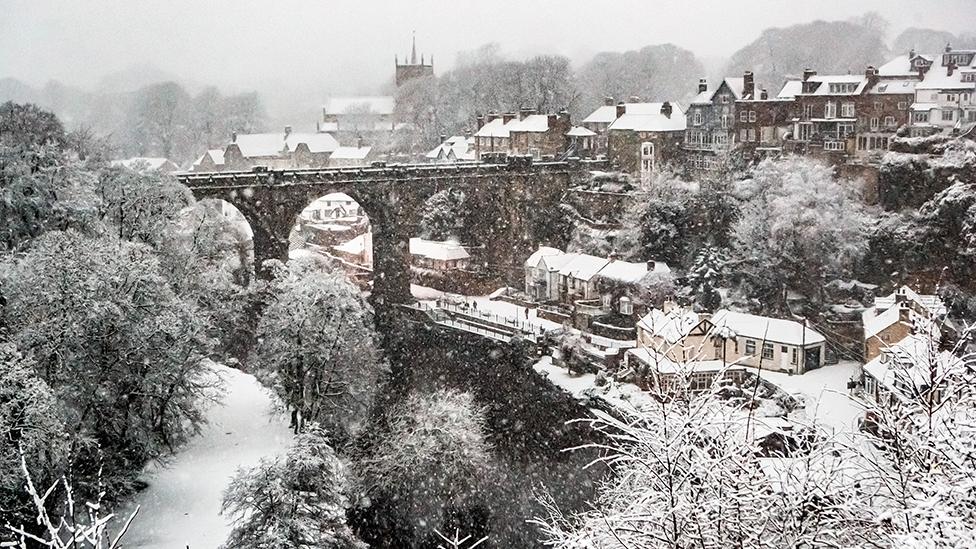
[841,103,856,117]
[740,111,748,122]
[942,109,955,121]
[946,94,956,102]
[720,95,730,104]
[640,142,655,178]
[721,115,730,129]
[874,101,882,110]
[745,340,756,355]
[780,346,787,353]
[748,128,756,142]
[825,102,837,118]
[693,110,703,126]
[913,111,929,123]
[748,110,757,122]
[824,141,845,151]
[870,117,879,129]
[963,72,976,83]
[838,123,855,137]
[897,101,908,110]
[739,129,748,142]
[762,342,774,360]
[798,123,813,141]
[884,116,895,127]
[791,348,798,364]
[828,82,858,94]
[803,104,814,119]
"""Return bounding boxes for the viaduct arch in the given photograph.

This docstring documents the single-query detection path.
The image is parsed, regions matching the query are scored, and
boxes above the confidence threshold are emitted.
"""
[177,160,593,317]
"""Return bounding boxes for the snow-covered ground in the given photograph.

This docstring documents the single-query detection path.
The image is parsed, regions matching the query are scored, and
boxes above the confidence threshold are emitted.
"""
[752,361,864,434]
[411,285,566,333]
[534,355,654,411]
[117,362,292,549]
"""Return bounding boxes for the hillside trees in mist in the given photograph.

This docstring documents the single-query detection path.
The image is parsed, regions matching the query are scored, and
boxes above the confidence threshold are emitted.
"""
[395,44,577,149]
[574,43,704,116]
[892,27,976,56]
[725,14,889,91]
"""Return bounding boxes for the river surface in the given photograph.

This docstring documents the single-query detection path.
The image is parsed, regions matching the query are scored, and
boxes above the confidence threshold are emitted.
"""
[118,362,292,549]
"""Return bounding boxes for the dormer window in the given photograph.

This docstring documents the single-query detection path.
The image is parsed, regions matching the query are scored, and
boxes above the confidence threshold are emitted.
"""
[829,82,858,94]
[962,72,976,83]
[693,110,703,126]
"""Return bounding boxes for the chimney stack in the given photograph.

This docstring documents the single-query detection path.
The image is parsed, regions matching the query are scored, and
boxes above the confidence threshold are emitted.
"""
[948,61,957,77]
[909,47,916,58]
[284,125,292,138]
[803,68,817,81]
[476,113,485,129]
[760,88,768,100]
[232,130,238,142]
[743,71,755,98]
[604,96,615,106]
[945,42,953,53]
[501,112,516,124]
[440,134,447,143]
[616,101,626,119]
[629,95,641,103]
[698,78,708,93]
[519,107,536,120]
[660,101,672,118]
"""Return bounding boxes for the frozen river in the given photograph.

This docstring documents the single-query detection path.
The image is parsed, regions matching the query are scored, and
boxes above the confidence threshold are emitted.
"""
[117,363,292,549]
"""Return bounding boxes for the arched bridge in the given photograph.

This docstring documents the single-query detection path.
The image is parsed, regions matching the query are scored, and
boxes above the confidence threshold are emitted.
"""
[176,160,593,314]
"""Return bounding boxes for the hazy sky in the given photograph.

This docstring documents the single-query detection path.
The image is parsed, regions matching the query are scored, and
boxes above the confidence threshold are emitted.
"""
[3,0,975,94]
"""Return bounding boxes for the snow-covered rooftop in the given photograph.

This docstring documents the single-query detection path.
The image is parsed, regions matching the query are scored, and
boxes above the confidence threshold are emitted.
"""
[567,125,597,137]
[334,233,370,255]
[558,253,610,281]
[473,117,512,138]
[597,259,670,284]
[869,80,917,95]
[425,136,475,160]
[508,114,552,133]
[525,246,564,268]
[330,145,372,160]
[711,310,826,346]
[873,286,946,318]
[409,238,470,261]
[232,132,339,157]
[637,307,705,345]
[862,334,963,403]
[608,102,686,132]
[582,105,619,124]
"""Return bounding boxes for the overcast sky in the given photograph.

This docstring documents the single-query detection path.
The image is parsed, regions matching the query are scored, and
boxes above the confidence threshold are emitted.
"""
[3,0,975,94]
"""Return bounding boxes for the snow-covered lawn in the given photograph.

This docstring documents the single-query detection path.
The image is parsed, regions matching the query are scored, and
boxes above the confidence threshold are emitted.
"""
[534,355,654,412]
[751,361,864,434]
[117,362,292,549]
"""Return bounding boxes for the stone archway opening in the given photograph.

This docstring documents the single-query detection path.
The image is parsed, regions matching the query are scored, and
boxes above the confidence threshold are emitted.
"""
[288,192,374,292]
[188,198,255,286]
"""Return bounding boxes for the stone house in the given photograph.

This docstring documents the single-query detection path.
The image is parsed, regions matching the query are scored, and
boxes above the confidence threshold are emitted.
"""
[221,128,340,171]
[861,333,961,408]
[606,101,686,177]
[507,109,572,158]
[630,305,827,375]
[862,285,947,363]
[908,45,976,136]
[473,112,516,159]
[191,149,225,172]
[425,135,476,163]
[683,73,753,170]
[778,69,872,163]
[409,238,471,271]
[734,88,796,162]
[581,97,619,156]
[855,72,915,160]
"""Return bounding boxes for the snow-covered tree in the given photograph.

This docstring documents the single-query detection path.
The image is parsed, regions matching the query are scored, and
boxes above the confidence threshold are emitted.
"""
[255,265,386,439]
[534,382,878,548]
[358,389,495,541]
[683,245,726,311]
[731,157,869,310]
[1,230,216,493]
[421,189,467,241]
[859,323,976,547]
[220,426,365,549]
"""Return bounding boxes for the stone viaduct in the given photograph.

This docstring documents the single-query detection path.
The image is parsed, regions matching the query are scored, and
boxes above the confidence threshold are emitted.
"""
[177,159,593,316]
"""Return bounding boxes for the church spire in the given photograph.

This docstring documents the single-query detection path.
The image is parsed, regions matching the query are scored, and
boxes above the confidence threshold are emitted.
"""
[410,31,417,65]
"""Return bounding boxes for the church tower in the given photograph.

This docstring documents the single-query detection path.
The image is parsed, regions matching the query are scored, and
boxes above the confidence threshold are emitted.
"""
[395,32,434,87]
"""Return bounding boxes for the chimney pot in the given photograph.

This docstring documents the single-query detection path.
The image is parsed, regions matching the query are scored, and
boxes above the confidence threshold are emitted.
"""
[629,95,641,103]
[615,101,626,119]
[660,101,672,118]
[743,71,755,98]
[604,96,615,106]
[698,78,708,93]
[803,68,817,81]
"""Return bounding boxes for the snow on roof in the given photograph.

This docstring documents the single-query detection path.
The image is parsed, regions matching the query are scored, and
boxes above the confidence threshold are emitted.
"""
[777,80,803,99]
[525,246,564,268]
[409,238,470,261]
[112,157,178,172]
[873,286,946,317]
[232,132,339,157]
[608,102,686,132]
[862,334,963,402]
[637,308,705,345]
[567,125,597,137]
[323,96,395,115]
[330,145,371,160]
[869,80,917,95]
[557,253,610,281]
[723,77,746,99]
[425,135,475,160]
[690,90,714,105]
[862,305,905,339]
[473,117,512,138]
[911,102,940,111]
[795,75,869,96]
[508,114,552,133]
[711,310,826,346]
[582,105,619,124]
[596,260,649,284]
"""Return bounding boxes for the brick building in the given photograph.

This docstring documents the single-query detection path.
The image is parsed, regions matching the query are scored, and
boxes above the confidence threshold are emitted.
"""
[683,73,753,170]
[734,87,796,161]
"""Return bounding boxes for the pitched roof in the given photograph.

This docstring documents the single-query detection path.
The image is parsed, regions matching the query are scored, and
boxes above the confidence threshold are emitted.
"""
[525,246,564,268]
[425,136,475,160]
[637,308,706,344]
[567,125,597,137]
[330,145,372,160]
[869,80,917,95]
[557,253,610,281]
[582,105,619,124]
[608,102,686,132]
[323,96,395,115]
[473,117,512,138]
[710,310,826,346]
[862,334,964,403]
[507,114,552,132]
[795,75,869,96]
[232,132,339,157]
[409,238,470,261]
